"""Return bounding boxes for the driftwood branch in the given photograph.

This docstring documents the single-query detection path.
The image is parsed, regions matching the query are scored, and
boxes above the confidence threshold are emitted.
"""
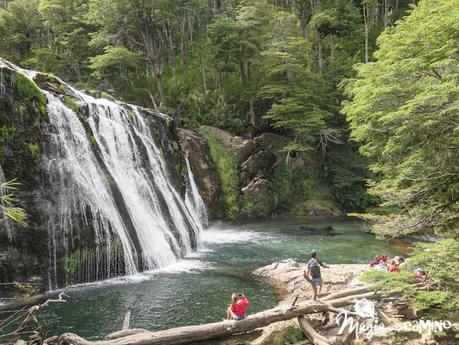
[8,291,68,344]
[122,310,131,330]
[53,287,381,345]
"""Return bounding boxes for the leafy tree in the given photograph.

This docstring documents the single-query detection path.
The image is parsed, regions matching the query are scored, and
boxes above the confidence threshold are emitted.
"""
[89,46,145,100]
[343,0,459,238]
[208,0,272,127]
[0,0,44,63]
[258,11,328,151]
[35,0,93,81]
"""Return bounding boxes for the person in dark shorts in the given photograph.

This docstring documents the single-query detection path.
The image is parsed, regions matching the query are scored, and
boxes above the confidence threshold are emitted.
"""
[304,250,329,300]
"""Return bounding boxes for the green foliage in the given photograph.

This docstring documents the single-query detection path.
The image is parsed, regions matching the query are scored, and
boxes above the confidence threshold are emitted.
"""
[0,178,27,226]
[342,0,459,238]
[62,96,80,114]
[23,142,40,159]
[0,125,17,143]
[15,73,46,104]
[200,127,239,219]
[89,46,145,97]
[66,248,90,276]
[0,0,44,63]
[258,11,328,148]
[360,240,459,321]
[241,188,277,218]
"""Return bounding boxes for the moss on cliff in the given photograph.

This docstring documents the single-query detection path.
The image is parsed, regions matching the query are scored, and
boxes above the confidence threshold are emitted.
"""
[200,127,239,220]
[15,73,46,105]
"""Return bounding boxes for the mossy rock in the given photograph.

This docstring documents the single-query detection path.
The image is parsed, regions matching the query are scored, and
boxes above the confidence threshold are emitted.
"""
[200,126,240,220]
[14,73,46,104]
[294,199,342,217]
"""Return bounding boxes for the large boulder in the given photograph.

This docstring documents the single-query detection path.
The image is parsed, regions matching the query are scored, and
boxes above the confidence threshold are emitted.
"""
[306,204,335,217]
[177,128,221,206]
[200,126,256,163]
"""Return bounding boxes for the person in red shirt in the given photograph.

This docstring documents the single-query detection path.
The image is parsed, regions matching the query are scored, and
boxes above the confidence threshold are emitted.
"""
[227,293,250,320]
[387,259,400,273]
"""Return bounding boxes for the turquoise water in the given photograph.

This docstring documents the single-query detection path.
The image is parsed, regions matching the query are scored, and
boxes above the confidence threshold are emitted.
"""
[37,218,403,339]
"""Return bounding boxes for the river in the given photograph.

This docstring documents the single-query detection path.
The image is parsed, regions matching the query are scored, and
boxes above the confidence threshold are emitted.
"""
[37,217,403,339]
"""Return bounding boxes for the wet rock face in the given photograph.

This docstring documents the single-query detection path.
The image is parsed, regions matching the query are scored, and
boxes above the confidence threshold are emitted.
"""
[178,128,221,205]
[0,59,49,288]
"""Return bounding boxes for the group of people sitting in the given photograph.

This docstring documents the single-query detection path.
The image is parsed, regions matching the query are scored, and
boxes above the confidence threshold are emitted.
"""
[370,255,405,272]
[369,254,427,281]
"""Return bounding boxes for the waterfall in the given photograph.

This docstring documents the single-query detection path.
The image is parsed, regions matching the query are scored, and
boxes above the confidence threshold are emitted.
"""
[185,157,208,228]
[36,79,205,288]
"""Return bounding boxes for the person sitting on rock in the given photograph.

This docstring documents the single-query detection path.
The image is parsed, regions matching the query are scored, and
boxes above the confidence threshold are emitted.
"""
[304,250,329,300]
[227,293,250,320]
[370,255,381,267]
[387,259,400,272]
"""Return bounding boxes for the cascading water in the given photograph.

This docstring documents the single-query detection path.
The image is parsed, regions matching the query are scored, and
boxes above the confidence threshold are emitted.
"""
[43,92,139,287]
[8,71,207,289]
[185,157,208,229]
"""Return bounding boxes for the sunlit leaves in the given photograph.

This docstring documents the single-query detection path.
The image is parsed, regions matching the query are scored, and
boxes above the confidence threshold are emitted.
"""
[343,0,459,237]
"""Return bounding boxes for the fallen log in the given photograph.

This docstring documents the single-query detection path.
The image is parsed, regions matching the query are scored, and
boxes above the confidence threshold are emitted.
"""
[54,289,381,345]
[297,316,330,345]
[322,286,373,301]
[105,329,148,340]
[325,291,381,308]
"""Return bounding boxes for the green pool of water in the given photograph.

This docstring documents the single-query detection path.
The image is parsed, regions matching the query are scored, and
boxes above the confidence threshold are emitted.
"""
[37,218,403,339]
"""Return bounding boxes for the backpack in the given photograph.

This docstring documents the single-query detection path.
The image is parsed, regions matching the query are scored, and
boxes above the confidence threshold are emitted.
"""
[310,260,321,279]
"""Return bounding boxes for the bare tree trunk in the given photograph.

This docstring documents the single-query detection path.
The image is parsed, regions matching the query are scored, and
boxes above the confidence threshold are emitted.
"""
[197,12,207,95]
[54,290,382,345]
[142,29,166,106]
[363,3,369,63]
[180,16,187,62]
[317,36,323,72]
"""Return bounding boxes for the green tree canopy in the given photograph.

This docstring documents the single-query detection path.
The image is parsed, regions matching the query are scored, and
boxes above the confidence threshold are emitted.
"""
[343,0,459,238]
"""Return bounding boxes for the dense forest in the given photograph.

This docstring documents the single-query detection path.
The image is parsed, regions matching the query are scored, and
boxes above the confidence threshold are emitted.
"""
[0,0,457,239]
[0,0,405,224]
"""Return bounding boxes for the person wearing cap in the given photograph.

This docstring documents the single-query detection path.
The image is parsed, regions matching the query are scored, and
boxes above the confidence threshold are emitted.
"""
[304,250,329,300]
